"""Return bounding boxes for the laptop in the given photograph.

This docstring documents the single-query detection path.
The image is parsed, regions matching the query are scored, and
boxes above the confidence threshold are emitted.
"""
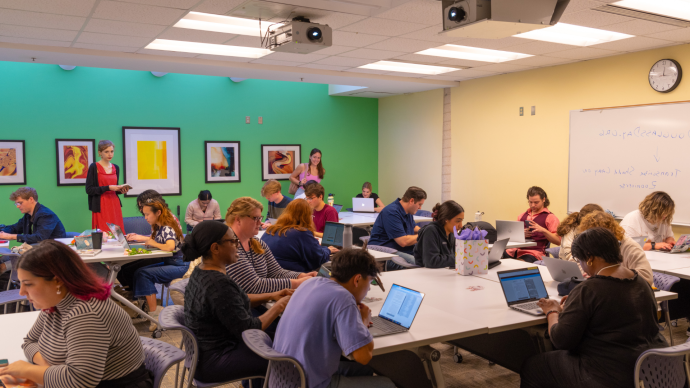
[107,222,160,251]
[543,257,584,282]
[333,204,343,214]
[321,222,344,249]
[656,234,690,254]
[352,197,375,213]
[369,284,425,338]
[488,238,509,269]
[631,236,647,248]
[497,267,549,316]
[496,220,526,243]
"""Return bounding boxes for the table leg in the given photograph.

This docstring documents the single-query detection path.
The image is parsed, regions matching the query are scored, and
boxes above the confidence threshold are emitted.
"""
[368,346,444,388]
[666,308,675,346]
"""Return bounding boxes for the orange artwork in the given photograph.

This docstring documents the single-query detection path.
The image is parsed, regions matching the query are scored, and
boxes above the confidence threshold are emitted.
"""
[268,150,295,174]
[63,145,89,179]
[0,148,17,176]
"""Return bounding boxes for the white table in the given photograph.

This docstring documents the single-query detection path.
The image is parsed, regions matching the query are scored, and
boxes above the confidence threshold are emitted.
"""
[337,212,433,227]
[3,311,40,363]
[645,250,690,277]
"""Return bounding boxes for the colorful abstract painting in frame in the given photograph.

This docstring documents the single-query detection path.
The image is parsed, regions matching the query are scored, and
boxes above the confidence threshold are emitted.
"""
[205,141,241,183]
[122,127,181,197]
[55,139,95,186]
[0,140,26,186]
[261,144,301,181]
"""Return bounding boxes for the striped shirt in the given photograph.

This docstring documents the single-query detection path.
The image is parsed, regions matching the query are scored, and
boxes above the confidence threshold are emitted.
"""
[226,238,301,294]
[22,293,145,388]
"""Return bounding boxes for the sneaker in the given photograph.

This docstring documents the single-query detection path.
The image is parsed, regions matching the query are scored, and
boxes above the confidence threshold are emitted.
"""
[149,319,158,332]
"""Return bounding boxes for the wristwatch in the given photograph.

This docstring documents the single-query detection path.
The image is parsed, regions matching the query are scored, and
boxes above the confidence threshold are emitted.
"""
[651,242,656,250]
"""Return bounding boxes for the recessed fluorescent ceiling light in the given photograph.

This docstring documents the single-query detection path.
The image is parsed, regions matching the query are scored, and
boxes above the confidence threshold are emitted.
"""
[174,12,282,36]
[416,45,531,63]
[514,23,633,46]
[359,61,459,75]
[145,39,272,58]
[612,0,690,21]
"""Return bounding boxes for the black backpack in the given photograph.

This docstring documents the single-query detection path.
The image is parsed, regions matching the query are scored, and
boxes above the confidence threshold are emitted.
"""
[463,221,498,243]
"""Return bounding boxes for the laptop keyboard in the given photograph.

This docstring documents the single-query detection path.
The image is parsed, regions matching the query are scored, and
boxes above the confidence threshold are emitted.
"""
[372,316,405,332]
[514,302,540,311]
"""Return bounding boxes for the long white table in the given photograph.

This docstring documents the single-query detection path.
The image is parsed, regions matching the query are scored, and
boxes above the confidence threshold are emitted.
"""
[645,250,690,278]
[338,212,433,227]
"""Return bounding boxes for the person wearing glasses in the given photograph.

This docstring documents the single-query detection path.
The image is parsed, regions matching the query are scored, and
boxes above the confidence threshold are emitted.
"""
[183,221,292,387]
[224,197,316,295]
[0,187,66,244]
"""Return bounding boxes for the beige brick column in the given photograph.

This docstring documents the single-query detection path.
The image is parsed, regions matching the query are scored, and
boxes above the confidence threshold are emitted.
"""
[442,87,451,202]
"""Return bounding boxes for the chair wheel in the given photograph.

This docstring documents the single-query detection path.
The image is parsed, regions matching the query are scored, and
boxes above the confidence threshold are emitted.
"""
[489,361,496,366]
[671,321,678,327]
[152,330,162,339]
[453,354,463,363]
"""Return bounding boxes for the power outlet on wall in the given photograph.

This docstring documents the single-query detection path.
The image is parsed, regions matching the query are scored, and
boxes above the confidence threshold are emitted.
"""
[258,116,263,124]
[245,116,250,124]
[531,106,536,115]
[519,107,524,116]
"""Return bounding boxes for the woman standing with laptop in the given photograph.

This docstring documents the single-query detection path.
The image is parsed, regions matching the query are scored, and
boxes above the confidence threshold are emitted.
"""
[85,140,129,233]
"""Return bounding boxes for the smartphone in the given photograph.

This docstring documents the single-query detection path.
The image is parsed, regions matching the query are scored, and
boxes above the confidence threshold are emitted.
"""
[524,220,531,228]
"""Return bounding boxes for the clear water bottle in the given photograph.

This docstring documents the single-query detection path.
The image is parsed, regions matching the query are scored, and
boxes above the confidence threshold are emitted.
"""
[343,224,352,249]
[328,193,334,207]
[475,211,484,222]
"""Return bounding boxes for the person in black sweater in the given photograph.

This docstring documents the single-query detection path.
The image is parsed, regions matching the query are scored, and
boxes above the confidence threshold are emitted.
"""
[182,221,292,387]
[413,201,464,268]
[521,227,668,388]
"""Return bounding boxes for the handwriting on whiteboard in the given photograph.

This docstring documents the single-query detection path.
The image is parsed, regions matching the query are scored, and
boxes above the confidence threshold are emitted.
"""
[580,167,681,189]
[598,127,689,140]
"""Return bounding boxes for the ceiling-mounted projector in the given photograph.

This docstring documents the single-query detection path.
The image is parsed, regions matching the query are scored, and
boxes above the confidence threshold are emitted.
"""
[441,0,570,39]
[266,17,332,54]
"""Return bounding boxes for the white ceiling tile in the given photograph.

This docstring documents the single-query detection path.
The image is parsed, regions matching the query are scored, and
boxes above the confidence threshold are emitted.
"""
[365,37,439,53]
[338,18,428,37]
[0,0,95,17]
[73,42,139,52]
[400,24,460,43]
[546,46,620,59]
[84,19,166,38]
[194,53,253,61]
[299,63,349,71]
[309,45,356,56]
[306,12,368,30]
[250,59,302,67]
[647,28,690,42]
[603,20,682,36]
[421,74,466,81]
[374,1,441,25]
[449,36,530,49]
[314,56,375,67]
[509,40,576,55]
[137,47,199,57]
[437,58,495,67]
[444,68,499,78]
[77,31,153,47]
[382,71,427,78]
[0,24,78,41]
[92,0,186,26]
[259,51,327,63]
[192,0,245,15]
[470,63,534,73]
[0,35,71,47]
[393,53,450,64]
[343,67,388,75]
[593,36,676,52]
[115,0,200,10]
[0,9,86,30]
[558,9,634,28]
[339,48,407,60]
[332,31,388,47]
[158,27,236,44]
[508,55,577,67]
[224,34,263,48]
[562,0,603,14]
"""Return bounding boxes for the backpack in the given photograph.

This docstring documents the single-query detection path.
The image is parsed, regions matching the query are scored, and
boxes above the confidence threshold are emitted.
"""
[463,221,498,243]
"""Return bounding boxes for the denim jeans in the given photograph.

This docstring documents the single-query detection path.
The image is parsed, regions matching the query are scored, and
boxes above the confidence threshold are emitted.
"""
[133,258,189,298]
[326,361,395,388]
[386,251,416,271]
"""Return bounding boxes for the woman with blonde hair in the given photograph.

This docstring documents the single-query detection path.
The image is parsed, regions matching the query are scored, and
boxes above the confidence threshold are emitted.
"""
[557,204,604,262]
[620,191,676,251]
[261,199,336,272]
[577,211,653,286]
[225,197,316,294]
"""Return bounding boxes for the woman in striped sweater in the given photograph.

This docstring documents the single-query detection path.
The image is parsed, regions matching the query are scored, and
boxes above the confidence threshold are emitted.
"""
[0,240,151,388]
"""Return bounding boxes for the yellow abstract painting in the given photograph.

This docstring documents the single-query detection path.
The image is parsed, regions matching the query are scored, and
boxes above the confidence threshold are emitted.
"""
[137,141,167,180]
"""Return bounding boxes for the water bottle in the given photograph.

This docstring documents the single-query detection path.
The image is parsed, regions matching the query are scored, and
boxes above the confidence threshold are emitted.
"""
[328,193,334,207]
[343,224,353,249]
[475,211,484,222]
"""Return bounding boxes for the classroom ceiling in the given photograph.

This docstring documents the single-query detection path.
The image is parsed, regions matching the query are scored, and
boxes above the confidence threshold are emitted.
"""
[0,0,686,97]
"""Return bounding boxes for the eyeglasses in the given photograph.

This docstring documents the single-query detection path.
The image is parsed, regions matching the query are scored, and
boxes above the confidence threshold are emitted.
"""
[305,196,317,201]
[218,238,240,248]
[14,202,22,207]
[245,216,263,223]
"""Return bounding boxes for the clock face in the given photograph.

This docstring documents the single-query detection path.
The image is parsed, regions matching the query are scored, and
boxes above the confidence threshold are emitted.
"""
[649,59,682,93]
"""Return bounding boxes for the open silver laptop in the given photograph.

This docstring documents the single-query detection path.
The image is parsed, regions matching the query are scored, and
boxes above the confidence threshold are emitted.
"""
[369,284,425,337]
[352,197,375,213]
[488,239,509,269]
[496,220,526,243]
[543,257,584,282]
[333,204,343,214]
[498,267,549,316]
[107,222,160,251]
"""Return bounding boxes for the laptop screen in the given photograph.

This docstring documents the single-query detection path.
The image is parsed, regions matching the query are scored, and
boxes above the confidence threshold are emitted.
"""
[378,284,424,329]
[333,204,343,213]
[498,268,548,305]
[322,222,344,247]
[107,222,129,249]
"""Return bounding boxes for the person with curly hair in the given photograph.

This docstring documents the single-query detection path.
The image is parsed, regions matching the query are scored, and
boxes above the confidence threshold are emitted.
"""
[620,191,676,251]
[556,204,604,262]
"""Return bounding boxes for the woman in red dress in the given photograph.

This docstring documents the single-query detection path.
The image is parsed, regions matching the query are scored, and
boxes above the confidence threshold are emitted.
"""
[86,140,129,234]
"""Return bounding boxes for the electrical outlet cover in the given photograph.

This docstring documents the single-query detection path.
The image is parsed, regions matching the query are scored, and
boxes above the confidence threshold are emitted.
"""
[245,116,250,124]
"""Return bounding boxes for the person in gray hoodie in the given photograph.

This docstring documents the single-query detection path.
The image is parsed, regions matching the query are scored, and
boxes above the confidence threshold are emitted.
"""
[414,201,465,268]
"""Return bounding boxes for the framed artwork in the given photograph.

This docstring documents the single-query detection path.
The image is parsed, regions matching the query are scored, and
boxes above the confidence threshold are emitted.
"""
[0,140,26,186]
[55,139,95,186]
[261,144,301,181]
[205,141,241,183]
[122,127,181,197]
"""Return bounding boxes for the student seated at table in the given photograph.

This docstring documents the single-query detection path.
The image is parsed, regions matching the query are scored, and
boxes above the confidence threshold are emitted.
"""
[128,200,189,331]
[369,186,427,270]
[356,182,385,213]
[305,182,338,238]
[0,187,66,244]
[183,221,291,387]
[503,186,561,263]
[413,201,464,268]
[261,199,336,272]
[185,190,221,232]
[620,191,676,251]
[557,203,603,262]
[0,240,152,388]
[273,249,395,388]
[521,227,667,388]
[577,211,653,286]
[260,180,292,229]
[225,197,316,294]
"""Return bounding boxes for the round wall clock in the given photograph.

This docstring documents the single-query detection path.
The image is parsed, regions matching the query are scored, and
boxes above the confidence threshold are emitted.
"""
[649,59,682,93]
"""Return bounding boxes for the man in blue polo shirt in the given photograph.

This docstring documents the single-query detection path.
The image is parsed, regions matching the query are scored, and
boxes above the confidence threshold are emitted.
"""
[369,186,426,270]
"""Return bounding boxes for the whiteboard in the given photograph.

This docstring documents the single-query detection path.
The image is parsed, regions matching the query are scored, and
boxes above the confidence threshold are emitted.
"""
[568,103,690,226]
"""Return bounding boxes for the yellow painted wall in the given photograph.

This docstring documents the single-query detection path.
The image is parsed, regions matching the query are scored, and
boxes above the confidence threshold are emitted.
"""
[379,89,444,208]
[452,43,690,238]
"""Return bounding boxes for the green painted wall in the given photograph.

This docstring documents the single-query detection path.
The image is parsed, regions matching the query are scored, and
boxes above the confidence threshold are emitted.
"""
[0,61,378,233]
